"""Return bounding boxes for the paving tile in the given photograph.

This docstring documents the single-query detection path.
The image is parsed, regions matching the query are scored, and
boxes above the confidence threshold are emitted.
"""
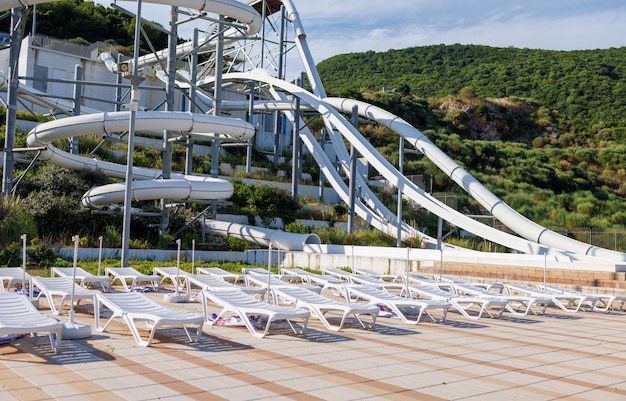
[2,288,626,400]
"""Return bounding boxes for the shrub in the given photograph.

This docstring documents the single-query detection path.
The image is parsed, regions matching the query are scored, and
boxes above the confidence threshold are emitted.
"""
[284,222,311,234]
[0,242,22,266]
[27,237,60,267]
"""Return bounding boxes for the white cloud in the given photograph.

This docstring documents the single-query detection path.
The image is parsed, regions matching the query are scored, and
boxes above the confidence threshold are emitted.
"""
[292,0,626,63]
[93,0,626,71]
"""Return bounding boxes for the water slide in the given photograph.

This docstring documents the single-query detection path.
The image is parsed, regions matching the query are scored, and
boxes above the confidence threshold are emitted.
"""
[1,0,259,207]
[271,0,626,262]
[2,0,625,262]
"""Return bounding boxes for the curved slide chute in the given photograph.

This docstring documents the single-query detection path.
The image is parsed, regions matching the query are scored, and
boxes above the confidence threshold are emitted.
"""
[205,220,321,251]
[323,98,626,262]
[4,0,624,261]
[222,69,626,262]
[2,0,259,211]
[25,111,254,208]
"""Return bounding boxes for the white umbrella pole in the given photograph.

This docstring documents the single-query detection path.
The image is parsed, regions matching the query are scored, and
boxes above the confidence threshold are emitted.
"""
[69,235,79,322]
[20,234,27,298]
[164,239,189,303]
[351,245,355,274]
[543,252,548,291]
[62,235,91,339]
[97,236,103,276]
[439,248,444,281]
[176,239,181,295]
[191,239,196,275]
[267,242,273,303]
[405,247,410,297]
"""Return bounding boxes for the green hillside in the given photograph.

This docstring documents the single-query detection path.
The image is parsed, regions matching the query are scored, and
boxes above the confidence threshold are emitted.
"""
[315,45,626,248]
[317,44,626,136]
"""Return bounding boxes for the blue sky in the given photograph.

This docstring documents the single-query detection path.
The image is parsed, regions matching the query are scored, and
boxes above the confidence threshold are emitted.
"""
[103,0,626,64]
[292,0,626,63]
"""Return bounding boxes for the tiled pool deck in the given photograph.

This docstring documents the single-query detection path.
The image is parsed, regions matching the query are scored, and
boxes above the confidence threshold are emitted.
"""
[1,284,625,401]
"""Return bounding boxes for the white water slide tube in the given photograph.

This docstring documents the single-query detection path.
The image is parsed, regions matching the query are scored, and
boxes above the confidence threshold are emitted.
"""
[101,1,262,73]
[205,220,321,250]
[324,97,626,262]
[280,0,626,262]
[2,0,258,208]
[224,69,626,263]
[25,111,254,207]
[158,69,429,246]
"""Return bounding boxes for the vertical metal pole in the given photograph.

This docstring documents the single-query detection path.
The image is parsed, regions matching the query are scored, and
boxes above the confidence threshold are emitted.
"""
[2,8,24,197]
[121,0,144,268]
[211,16,224,218]
[273,111,281,167]
[437,217,443,280]
[260,0,266,70]
[160,6,178,234]
[318,129,325,201]
[274,5,287,170]
[31,5,36,37]
[246,81,254,173]
[115,54,124,112]
[397,137,404,247]
[291,78,301,200]
[211,16,224,174]
[277,6,286,80]
[70,64,82,155]
[185,28,199,175]
[347,105,358,233]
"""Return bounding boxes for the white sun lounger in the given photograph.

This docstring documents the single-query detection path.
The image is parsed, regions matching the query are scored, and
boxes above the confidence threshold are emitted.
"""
[185,274,267,298]
[504,283,597,313]
[353,267,400,282]
[245,274,322,294]
[51,267,111,291]
[105,267,161,292]
[32,277,98,315]
[322,268,354,281]
[0,292,62,353]
[344,285,450,324]
[242,267,302,284]
[153,267,188,293]
[447,282,551,316]
[272,286,378,331]
[347,274,406,291]
[439,275,505,293]
[407,284,508,320]
[201,288,310,338]
[536,284,623,312]
[94,292,204,347]
[322,268,405,291]
[404,275,444,289]
[0,267,32,293]
[196,267,246,284]
[280,267,347,297]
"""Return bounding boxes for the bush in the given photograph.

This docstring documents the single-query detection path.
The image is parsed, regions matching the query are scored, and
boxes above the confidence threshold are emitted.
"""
[27,237,60,267]
[0,197,38,247]
[223,236,249,251]
[0,242,22,266]
[284,222,312,234]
